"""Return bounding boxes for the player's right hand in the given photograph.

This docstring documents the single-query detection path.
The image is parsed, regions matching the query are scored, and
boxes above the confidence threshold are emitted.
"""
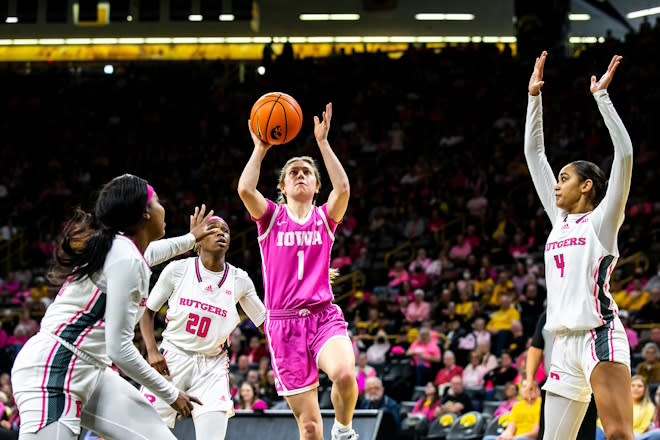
[147,350,170,377]
[248,120,274,151]
[170,390,203,419]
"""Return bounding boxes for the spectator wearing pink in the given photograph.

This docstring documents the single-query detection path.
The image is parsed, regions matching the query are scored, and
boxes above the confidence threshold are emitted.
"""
[355,352,377,395]
[408,248,432,273]
[434,350,464,387]
[387,260,409,289]
[477,340,499,371]
[330,246,353,273]
[411,382,442,421]
[14,308,38,340]
[449,234,472,261]
[407,328,442,385]
[409,266,428,290]
[425,251,449,280]
[235,382,268,411]
[619,309,639,350]
[464,224,482,250]
[406,289,431,323]
[492,382,519,418]
[426,209,444,238]
[0,273,19,297]
[473,317,492,348]
[462,350,488,387]
[508,232,529,260]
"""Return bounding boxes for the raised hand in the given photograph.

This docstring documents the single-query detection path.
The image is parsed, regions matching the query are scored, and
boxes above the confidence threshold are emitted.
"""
[248,120,273,151]
[189,204,219,242]
[314,102,332,144]
[590,55,623,94]
[528,51,547,96]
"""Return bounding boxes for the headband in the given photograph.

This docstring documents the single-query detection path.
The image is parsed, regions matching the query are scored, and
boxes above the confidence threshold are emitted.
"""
[146,184,154,205]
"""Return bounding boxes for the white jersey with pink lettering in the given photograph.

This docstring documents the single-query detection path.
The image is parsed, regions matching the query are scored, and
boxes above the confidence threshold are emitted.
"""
[147,257,265,356]
[525,89,633,333]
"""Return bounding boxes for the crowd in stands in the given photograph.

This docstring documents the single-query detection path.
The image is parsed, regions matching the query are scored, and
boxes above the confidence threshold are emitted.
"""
[2,18,660,439]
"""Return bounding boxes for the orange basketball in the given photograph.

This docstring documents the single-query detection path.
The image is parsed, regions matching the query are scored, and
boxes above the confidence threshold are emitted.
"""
[250,92,303,145]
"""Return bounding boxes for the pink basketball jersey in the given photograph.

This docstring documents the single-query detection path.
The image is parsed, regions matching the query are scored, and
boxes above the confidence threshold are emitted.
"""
[255,199,338,310]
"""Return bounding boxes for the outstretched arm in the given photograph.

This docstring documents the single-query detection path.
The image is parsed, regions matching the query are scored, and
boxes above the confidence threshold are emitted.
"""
[238,121,273,220]
[524,51,560,225]
[314,103,350,222]
[145,205,219,266]
[589,56,634,253]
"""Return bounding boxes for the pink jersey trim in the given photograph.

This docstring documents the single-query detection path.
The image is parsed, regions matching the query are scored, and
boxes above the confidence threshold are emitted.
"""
[116,234,151,268]
[55,288,101,337]
[64,355,78,416]
[609,321,615,362]
[589,330,597,361]
[592,256,605,325]
[576,212,591,224]
[264,311,287,394]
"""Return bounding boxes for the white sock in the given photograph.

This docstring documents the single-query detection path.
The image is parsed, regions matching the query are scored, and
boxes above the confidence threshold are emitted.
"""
[333,419,352,432]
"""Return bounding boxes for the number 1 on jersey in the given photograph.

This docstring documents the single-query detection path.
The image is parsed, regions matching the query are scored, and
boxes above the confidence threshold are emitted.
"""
[554,254,565,277]
[297,250,304,280]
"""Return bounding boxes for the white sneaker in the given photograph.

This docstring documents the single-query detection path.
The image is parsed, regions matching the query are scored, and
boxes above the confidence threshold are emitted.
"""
[331,427,359,440]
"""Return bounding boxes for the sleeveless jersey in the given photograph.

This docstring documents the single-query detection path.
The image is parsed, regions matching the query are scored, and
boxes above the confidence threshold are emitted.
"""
[544,213,618,332]
[255,199,338,310]
[147,257,264,356]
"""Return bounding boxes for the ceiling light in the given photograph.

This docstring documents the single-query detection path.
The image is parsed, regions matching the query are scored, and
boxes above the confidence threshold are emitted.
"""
[569,13,591,21]
[219,14,234,21]
[299,13,360,21]
[188,14,203,22]
[415,13,474,21]
[627,7,660,18]
[5,16,18,23]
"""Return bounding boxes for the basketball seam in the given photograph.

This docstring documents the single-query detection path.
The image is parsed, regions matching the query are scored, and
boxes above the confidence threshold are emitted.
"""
[278,95,302,124]
[277,101,288,143]
[264,94,282,143]
[251,99,277,140]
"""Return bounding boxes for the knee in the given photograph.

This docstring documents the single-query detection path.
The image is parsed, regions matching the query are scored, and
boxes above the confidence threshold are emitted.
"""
[300,418,321,439]
[331,367,356,389]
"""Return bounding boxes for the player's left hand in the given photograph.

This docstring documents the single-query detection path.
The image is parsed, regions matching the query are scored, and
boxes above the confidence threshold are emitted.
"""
[591,55,622,94]
[189,204,220,242]
[314,102,332,144]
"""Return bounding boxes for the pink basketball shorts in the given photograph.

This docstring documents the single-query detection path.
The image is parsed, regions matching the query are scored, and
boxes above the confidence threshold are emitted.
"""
[264,303,349,396]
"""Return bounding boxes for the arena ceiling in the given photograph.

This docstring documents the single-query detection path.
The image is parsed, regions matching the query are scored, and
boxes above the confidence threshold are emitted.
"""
[0,1,655,42]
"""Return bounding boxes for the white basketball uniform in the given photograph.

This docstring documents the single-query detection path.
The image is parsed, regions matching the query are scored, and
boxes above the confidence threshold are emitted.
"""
[141,257,265,427]
[525,89,633,402]
[12,233,195,437]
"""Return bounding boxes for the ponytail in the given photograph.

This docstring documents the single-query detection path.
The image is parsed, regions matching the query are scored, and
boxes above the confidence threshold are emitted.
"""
[47,174,150,285]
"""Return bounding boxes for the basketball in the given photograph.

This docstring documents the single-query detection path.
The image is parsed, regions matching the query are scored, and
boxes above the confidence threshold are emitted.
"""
[250,92,303,145]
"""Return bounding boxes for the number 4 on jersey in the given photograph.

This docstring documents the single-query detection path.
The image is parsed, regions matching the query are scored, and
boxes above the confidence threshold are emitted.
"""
[554,254,565,277]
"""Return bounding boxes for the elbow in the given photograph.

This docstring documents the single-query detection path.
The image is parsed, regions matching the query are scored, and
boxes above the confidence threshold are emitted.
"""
[106,337,124,365]
[237,183,254,200]
[336,181,350,198]
[107,344,122,364]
